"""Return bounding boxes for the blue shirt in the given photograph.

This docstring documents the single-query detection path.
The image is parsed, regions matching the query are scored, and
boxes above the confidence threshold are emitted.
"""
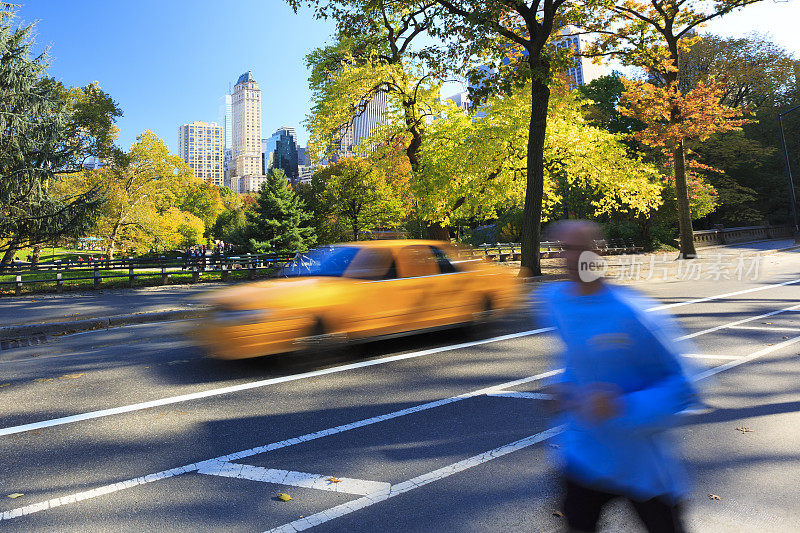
[534,281,697,502]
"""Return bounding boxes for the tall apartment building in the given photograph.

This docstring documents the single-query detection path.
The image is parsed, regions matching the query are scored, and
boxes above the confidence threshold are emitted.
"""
[178,121,224,186]
[231,71,263,180]
[263,126,300,185]
[555,25,605,87]
[331,91,388,161]
[217,94,233,150]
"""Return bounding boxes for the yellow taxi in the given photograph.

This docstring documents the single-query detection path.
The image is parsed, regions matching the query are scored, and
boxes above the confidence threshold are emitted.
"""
[192,240,523,359]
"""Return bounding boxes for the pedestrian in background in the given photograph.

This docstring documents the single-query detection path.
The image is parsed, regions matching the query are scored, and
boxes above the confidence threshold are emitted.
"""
[534,220,697,533]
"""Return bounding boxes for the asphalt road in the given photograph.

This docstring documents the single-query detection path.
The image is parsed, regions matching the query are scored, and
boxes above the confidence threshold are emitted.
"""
[1,244,799,532]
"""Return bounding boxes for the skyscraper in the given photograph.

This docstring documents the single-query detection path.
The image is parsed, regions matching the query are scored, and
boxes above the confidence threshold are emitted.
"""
[331,91,388,161]
[263,126,300,185]
[555,26,606,87]
[178,121,224,186]
[231,71,262,180]
[217,94,232,150]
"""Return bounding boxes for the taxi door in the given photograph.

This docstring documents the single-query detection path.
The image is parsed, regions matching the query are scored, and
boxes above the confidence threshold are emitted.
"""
[426,244,475,324]
[393,244,449,330]
[342,246,412,338]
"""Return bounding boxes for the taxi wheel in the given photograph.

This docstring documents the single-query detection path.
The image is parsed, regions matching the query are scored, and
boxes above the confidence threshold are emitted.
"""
[300,317,346,353]
[467,296,497,337]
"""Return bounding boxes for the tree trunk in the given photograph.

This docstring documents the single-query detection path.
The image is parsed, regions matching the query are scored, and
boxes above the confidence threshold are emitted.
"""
[1,244,18,266]
[673,139,697,258]
[107,222,121,260]
[520,65,551,276]
[31,244,42,266]
[425,222,450,241]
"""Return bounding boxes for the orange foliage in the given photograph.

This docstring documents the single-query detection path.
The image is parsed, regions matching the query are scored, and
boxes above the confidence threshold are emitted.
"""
[620,78,750,150]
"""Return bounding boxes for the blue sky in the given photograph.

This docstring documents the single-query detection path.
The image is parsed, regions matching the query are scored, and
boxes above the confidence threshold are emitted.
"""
[14,1,800,155]
[16,0,335,152]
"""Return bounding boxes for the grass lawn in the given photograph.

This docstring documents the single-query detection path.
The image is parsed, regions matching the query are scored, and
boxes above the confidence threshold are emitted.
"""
[13,246,106,264]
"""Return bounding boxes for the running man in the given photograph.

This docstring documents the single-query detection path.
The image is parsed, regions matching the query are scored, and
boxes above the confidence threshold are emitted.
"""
[535,220,697,533]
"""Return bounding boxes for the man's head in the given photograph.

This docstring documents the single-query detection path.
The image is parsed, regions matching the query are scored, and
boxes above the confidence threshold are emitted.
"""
[547,220,605,283]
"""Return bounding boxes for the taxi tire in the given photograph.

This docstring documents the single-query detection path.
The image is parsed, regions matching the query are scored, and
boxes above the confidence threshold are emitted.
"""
[299,317,346,354]
[467,296,497,337]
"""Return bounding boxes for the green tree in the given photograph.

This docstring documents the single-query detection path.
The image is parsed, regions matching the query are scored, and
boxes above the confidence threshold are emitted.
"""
[246,169,316,254]
[576,72,645,137]
[0,8,112,263]
[312,158,404,241]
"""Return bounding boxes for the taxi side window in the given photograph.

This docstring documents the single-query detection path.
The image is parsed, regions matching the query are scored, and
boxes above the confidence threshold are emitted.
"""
[397,245,439,278]
[429,246,458,273]
[343,248,396,280]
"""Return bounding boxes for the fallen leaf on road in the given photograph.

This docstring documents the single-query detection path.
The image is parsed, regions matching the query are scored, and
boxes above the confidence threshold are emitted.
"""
[59,373,84,379]
[782,336,789,340]
[0,383,10,388]
[7,493,24,499]
[277,493,293,501]
[29,353,40,357]
[762,322,772,325]
[327,477,342,484]
[736,426,753,433]
[34,378,55,383]
[552,510,564,517]
[709,494,721,501]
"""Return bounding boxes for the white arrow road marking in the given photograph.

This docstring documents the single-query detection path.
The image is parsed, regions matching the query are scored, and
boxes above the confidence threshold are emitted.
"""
[197,460,390,496]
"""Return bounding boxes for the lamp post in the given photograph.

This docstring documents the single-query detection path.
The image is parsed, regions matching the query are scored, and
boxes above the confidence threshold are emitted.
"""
[778,103,800,242]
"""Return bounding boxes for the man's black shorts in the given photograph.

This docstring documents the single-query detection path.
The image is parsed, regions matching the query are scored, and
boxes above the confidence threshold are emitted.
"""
[563,477,685,533]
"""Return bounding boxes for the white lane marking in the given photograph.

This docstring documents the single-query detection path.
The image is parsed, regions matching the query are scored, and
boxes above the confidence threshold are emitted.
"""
[692,335,800,382]
[197,460,390,496]
[0,328,553,437]
[677,302,800,340]
[486,391,554,400]
[0,369,562,522]
[648,278,800,312]
[683,354,743,360]
[264,425,566,533]
[729,325,800,332]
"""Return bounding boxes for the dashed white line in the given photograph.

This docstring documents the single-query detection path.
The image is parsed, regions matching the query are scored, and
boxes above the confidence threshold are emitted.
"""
[648,277,800,312]
[677,302,800,340]
[683,354,744,360]
[729,325,800,332]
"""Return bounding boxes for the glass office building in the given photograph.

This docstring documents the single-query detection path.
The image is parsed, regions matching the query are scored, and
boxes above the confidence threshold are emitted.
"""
[263,127,299,185]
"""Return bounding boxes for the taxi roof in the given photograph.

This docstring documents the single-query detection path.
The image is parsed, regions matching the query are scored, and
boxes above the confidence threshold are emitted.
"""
[336,239,454,249]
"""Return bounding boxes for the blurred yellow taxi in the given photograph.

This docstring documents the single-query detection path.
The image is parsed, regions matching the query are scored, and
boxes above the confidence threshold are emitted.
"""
[192,240,523,359]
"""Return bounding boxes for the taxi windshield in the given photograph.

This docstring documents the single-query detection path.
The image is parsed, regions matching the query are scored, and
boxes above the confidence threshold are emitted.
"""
[281,246,360,277]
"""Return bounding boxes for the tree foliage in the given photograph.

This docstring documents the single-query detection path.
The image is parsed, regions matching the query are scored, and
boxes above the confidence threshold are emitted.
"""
[309,158,403,242]
[0,8,117,261]
[78,131,200,258]
[246,169,316,254]
[418,80,663,225]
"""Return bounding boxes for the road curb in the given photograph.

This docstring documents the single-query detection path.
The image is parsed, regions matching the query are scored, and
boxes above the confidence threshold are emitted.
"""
[0,309,207,341]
